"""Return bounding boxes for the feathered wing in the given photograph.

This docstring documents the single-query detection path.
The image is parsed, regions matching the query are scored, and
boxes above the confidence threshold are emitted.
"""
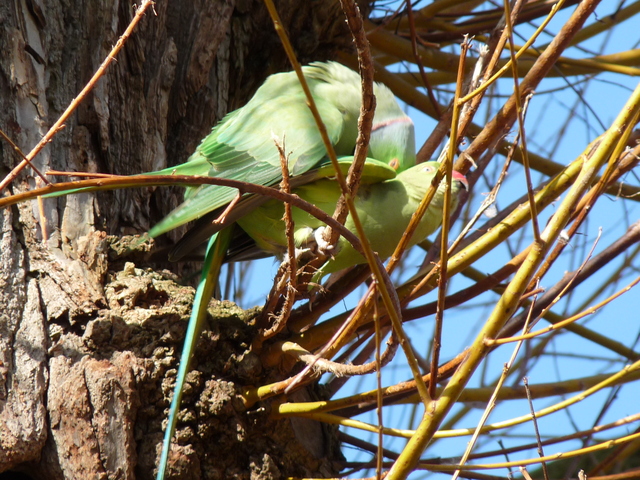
[168,157,398,261]
[149,92,345,237]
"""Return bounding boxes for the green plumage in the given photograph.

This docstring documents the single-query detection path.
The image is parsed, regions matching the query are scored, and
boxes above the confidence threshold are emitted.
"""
[154,62,420,480]
[148,62,416,256]
[236,160,467,279]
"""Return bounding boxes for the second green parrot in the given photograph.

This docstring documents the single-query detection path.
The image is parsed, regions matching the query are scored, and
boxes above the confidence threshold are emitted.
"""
[232,159,468,280]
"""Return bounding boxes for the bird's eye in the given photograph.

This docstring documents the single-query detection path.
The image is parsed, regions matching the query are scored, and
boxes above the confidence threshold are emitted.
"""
[422,165,435,173]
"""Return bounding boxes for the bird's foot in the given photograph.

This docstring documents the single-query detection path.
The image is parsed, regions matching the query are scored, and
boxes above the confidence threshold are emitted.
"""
[313,226,336,257]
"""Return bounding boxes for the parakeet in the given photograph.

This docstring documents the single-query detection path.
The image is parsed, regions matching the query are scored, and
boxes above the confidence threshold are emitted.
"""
[234,160,468,280]
[154,62,417,480]
[149,61,416,259]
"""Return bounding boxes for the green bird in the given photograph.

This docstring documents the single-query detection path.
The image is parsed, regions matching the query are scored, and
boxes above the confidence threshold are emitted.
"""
[233,159,468,280]
[155,62,417,480]
[150,61,416,259]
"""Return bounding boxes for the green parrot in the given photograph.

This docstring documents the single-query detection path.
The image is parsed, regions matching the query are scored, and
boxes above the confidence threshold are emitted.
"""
[149,61,416,259]
[233,159,469,280]
[155,62,417,480]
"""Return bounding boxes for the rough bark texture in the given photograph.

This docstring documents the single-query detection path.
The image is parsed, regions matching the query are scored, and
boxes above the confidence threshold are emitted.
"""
[0,0,356,478]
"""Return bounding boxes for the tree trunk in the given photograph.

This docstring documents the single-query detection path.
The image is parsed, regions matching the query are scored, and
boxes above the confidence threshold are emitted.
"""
[0,1,353,478]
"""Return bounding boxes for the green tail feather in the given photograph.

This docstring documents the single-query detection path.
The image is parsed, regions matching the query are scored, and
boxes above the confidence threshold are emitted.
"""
[156,228,232,480]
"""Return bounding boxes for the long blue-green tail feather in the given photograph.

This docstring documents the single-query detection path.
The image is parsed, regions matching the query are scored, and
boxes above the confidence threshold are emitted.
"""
[156,228,232,480]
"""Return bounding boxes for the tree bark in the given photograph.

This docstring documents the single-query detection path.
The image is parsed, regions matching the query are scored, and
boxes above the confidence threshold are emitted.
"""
[0,1,354,478]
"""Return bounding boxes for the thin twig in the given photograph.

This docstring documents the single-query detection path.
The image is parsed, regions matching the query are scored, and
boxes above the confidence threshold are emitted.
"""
[451,299,535,480]
[259,137,298,339]
[280,337,397,378]
[503,0,540,242]
[405,0,441,120]
[523,377,550,480]
[211,192,244,226]
[0,129,49,185]
[430,37,471,400]
[493,275,640,345]
[0,174,372,260]
[332,0,376,223]
[374,291,384,480]
[36,178,48,242]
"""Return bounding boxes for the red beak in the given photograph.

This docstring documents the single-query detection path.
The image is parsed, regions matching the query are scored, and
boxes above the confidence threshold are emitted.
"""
[452,170,469,190]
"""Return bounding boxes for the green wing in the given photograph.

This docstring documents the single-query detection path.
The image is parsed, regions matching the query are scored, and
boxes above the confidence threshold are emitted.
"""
[168,157,398,261]
[46,62,416,245]
[149,90,346,238]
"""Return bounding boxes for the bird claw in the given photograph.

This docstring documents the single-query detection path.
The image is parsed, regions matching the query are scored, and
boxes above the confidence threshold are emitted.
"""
[313,227,335,257]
